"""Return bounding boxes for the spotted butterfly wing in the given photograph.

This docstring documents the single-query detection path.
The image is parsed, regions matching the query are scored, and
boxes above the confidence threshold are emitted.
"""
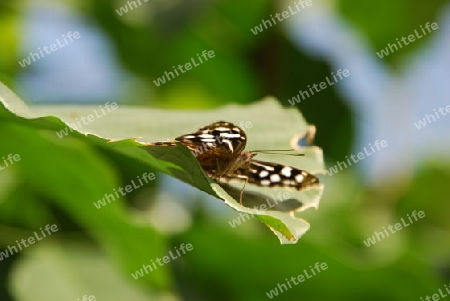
[175,121,246,154]
[220,159,319,190]
[150,121,249,177]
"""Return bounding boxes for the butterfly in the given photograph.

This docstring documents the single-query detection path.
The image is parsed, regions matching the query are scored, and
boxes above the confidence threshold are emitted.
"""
[150,121,319,203]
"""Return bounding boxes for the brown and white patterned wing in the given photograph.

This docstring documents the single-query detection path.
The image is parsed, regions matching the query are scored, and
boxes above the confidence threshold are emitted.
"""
[220,159,319,191]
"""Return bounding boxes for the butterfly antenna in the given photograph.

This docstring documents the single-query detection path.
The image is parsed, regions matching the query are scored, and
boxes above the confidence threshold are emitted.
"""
[250,149,304,156]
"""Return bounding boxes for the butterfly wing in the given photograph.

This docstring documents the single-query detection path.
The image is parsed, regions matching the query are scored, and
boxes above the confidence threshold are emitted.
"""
[175,121,246,154]
[148,121,248,175]
[221,159,319,191]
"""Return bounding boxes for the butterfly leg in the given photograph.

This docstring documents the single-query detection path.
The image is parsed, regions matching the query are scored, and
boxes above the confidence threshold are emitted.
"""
[213,157,223,181]
[213,158,233,181]
[236,174,248,205]
[210,156,249,205]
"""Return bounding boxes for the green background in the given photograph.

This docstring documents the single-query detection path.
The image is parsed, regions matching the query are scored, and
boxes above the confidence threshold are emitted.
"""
[1,0,449,300]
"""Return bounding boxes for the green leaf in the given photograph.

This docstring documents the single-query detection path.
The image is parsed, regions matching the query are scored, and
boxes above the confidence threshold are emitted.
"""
[0,81,325,244]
